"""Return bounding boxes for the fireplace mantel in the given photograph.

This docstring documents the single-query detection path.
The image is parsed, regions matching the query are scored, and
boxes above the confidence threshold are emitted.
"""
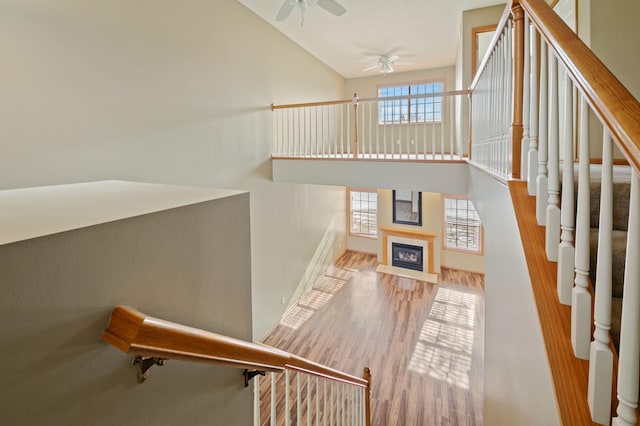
[379,226,436,274]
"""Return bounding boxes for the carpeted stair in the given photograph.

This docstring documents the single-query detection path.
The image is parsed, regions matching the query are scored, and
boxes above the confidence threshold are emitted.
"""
[585,180,631,350]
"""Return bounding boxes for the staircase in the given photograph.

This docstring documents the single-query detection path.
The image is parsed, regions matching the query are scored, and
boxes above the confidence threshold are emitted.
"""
[470,0,640,424]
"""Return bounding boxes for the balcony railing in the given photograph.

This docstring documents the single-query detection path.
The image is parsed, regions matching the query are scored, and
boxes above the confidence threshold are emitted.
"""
[272,91,469,161]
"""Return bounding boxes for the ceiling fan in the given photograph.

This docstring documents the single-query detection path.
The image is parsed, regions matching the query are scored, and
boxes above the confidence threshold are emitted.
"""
[276,0,347,26]
[362,55,414,75]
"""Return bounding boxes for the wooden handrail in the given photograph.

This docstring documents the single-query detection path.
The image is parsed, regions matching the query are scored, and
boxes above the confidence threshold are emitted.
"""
[519,0,640,174]
[102,306,368,387]
[271,89,470,111]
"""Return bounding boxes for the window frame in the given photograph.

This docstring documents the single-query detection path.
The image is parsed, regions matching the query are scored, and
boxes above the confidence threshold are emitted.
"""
[441,194,483,254]
[377,79,446,126]
[348,188,378,239]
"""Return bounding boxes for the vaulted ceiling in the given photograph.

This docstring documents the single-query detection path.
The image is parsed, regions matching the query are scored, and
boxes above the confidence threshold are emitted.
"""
[238,0,506,79]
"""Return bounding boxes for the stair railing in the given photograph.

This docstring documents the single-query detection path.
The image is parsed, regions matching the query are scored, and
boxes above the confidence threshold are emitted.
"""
[103,306,372,426]
[472,0,640,424]
[271,90,469,160]
[469,2,521,179]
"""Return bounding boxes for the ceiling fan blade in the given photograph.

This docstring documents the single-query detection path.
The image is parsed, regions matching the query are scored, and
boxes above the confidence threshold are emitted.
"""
[317,0,346,17]
[394,61,414,66]
[276,1,296,21]
[387,55,399,63]
[362,64,379,72]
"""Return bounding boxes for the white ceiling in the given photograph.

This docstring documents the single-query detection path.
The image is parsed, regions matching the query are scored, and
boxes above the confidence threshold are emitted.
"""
[238,0,506,79]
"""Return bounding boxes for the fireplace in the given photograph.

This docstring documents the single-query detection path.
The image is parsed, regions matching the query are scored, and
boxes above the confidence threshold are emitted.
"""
[391,243,424,272]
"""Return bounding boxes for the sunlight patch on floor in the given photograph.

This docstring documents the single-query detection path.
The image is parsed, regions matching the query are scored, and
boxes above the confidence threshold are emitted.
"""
[280,266,352,330]
[299,290,334,310]
[325,266,356,281]
[408,287,477,390]
[280,306,315,330]
[313,276,345,293]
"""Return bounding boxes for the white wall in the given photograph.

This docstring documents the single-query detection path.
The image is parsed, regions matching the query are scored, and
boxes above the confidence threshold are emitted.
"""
[467,167,560,425]
[575,0,637,160]
[0,187,254,426]
[587,0,640,101]
[0,0,347,341]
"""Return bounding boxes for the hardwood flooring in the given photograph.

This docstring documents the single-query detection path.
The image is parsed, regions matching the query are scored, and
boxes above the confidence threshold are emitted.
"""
[261,251,484,425]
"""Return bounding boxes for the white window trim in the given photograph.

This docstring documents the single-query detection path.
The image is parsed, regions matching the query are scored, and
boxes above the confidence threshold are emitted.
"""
[377,79,446,126]
[441,194,483,254]
[349,188,378,238]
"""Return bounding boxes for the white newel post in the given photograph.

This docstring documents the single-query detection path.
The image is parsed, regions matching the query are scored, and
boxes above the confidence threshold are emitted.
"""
[546,53,561,261]
[571,96,591,359]
[536,40,549,225]
[588,130,614,424]
[557,71,575,305]
[613,170,640,426]
[521,15,530,181]
[527,25,539,196]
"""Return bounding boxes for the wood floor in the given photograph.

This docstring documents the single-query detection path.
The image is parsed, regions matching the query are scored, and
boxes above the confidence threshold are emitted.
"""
[261,251,485,426]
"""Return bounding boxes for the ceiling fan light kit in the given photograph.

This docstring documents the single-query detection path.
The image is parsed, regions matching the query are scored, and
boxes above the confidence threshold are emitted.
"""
[361,54,413,75]
[276,0,347,26]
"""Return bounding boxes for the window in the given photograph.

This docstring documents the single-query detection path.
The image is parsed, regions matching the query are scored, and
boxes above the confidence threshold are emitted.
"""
[443,196,482,252]
[378,81,444,125]
[349,189,377,237]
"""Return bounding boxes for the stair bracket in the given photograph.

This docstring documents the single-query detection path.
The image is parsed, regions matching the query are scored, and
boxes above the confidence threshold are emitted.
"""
[133,355,166,383]
[243,369,265,387]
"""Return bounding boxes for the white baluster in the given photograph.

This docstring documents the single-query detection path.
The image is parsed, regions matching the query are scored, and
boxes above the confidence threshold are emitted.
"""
[315,376,319,426]
[296,372,301,426]
[391,110,395,158]
[341,104,345,156]
[305,107,310,157]
[271,373,277,425]
[528,26,539,195]
[286,370,291,426]
[440,99,445,160]
[571,96,591,359]
[321,106,326,157]
[423,96,428,158]
[546,53,561,261]
[613,170,640,426]
[431,107,436,158]
[450,96,454,159]
[521,15,530,180]
[254,373,260,426]
[588,130,614,424]
[346,102,351,156]
[330,381,334,425]
[307,375,312,426]
[558,72,575,306]
[369,102,374,158]
[323,379,327,426]
[537,40,549,225]
[316,107,321,156]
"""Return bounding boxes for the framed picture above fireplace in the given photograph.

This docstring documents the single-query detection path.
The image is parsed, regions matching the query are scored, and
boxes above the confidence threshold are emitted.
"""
[392,190,422,226]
